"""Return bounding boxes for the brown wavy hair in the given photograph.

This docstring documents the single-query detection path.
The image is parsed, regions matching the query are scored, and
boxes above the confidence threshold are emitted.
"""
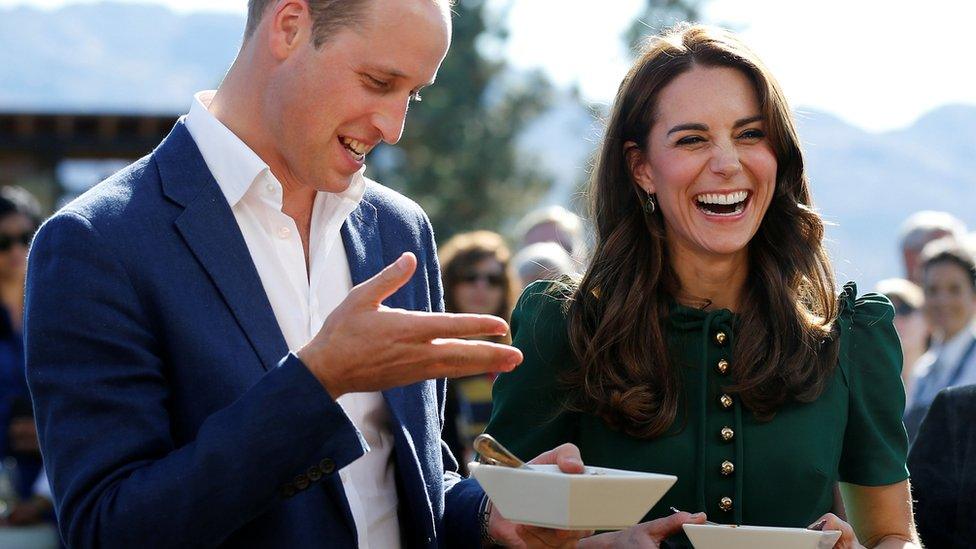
[564,24,840,438]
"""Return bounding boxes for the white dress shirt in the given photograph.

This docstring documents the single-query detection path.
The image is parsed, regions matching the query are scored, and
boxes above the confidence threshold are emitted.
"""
[186,90,401,548]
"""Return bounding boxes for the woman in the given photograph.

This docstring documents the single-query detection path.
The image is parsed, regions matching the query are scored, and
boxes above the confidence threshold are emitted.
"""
[904,240,976,441]
[0,186,49,523]
[437,231,518,475]
[484,25,918,548]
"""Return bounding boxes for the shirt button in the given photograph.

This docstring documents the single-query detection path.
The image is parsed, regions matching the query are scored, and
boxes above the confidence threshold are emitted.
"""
[720,426,734,442]
[719,496,733,512]
[280,484,297,498]
[720,460,735,476]
[714,331,728,346]
[266,182,276,193]
[716,359,730,375]
[277,226,291,239]
[719,394,734,409]
[294,473,310,490]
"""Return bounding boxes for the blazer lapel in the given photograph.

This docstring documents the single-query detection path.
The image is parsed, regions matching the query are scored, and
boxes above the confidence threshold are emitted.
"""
[341,198,438,542]
[157,122,288,371]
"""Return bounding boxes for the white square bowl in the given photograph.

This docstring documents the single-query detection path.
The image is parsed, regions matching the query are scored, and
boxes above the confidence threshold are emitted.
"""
[468,462,677,530]
[683,523,842,549]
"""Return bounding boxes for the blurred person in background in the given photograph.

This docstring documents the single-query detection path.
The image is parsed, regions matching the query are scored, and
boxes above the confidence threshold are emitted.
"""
[875,278,927,392]
[486,24,918,547]
[904,238,976,441]
[437,231,518,475]
[515,205,587,268]
[0,186,52,526]
[899,210,966,285]
[512,241,575,290]
[907,384,976,548]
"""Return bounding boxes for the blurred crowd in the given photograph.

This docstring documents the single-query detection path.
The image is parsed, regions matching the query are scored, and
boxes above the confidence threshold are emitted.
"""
[2,177,975,544]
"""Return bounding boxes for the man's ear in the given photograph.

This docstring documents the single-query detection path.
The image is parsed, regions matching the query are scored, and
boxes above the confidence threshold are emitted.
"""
[268,0,309,60]
[624,141,655,195]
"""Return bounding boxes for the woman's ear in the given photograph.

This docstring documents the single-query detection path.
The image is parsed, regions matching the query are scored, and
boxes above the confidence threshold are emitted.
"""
[624,141,655,195]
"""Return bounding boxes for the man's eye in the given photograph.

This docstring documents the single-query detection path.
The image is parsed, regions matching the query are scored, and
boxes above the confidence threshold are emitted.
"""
[366,75,390,89]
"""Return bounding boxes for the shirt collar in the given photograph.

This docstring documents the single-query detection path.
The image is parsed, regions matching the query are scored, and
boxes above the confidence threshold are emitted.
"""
[184,90,367,219]
[185,90,268,207]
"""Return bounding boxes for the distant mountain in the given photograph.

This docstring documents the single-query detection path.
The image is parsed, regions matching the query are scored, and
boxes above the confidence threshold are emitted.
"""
[0,2,243,113]
[2,2,974,288]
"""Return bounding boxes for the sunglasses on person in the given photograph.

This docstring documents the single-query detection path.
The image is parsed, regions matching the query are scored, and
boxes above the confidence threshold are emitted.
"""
[0,231,32,252]
[458,272,505,287]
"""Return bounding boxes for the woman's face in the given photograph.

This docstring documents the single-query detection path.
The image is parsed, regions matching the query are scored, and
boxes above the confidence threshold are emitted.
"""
[452,257,506,315]
[627,65,777,262]
[0,213,34,281]
[922,260,976,340]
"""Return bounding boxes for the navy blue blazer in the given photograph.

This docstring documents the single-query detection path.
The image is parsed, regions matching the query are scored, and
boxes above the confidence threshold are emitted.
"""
[25,122,485,548]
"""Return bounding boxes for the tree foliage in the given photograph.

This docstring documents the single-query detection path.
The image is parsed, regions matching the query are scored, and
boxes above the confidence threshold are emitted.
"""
[624,0,707,55]
[368,0,553,243]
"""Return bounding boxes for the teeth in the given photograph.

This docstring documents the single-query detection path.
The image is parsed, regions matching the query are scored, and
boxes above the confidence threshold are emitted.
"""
[696,191,748,205]
[340,137,367,156]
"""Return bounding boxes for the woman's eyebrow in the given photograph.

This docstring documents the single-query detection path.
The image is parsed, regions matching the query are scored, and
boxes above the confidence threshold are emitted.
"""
[666,115,763,136]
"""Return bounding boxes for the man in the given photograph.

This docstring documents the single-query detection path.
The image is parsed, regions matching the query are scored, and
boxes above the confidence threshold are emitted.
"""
[27,1,703,547]
[898,210,966,285]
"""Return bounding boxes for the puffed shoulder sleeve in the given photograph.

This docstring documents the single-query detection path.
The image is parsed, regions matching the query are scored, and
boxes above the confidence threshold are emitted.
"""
[836,282,910,486]
[484,280,578,460]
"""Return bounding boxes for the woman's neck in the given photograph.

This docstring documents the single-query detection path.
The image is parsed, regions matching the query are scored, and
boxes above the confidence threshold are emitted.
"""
[668,242,749,312]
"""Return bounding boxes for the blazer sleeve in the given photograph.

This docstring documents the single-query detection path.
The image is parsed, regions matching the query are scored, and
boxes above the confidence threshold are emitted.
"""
[907,388,960,548]
[25,211,367,548]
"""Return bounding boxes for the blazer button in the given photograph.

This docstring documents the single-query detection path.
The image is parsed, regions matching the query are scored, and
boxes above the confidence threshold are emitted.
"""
[308,466,324,482]
[719,394,734,409]
[280,484,297,498]
[714,331,728,346]
[321,458,336,474]
[720,426,734,442]
[294,473,310,490]
[720,460,735,476]
[719,496,733,512]
[716,359,729,375]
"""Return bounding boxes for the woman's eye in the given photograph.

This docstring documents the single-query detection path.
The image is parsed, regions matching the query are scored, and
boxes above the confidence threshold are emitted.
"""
[676,135,705,146]
[739,128,765,140]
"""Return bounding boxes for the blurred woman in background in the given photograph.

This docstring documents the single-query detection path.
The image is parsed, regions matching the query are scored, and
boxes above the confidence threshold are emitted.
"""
[437,230,518,475]
[485,24,918,547]
[0,186,51,525]
[904,239,976,441]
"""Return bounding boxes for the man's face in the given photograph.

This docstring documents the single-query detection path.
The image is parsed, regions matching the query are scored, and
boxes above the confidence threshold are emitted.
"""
[266,0,451,193]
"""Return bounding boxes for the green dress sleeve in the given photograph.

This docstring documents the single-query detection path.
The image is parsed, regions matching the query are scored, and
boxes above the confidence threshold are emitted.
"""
[836,282,911,486]
[484,280,578,461]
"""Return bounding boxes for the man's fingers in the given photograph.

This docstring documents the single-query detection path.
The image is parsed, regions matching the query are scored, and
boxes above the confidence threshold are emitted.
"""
[351,252,417,306]
[642,511,706,539]
[527,443,585,474]
[396,310,510,340]
[423,339,522,378]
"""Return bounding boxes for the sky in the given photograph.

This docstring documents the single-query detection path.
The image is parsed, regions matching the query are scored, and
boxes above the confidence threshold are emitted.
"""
[2,0,974,132]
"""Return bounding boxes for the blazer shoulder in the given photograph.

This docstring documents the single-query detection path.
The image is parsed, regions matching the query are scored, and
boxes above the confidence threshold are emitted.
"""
[57,154,167,233]
[362,178,429,226]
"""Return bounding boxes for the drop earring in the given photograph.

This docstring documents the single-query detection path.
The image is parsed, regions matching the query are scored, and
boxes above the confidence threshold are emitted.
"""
[644,193,657,214]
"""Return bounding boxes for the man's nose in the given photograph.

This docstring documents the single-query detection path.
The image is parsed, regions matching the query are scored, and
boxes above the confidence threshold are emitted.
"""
[373,96,410,145]
[709,142,742,178]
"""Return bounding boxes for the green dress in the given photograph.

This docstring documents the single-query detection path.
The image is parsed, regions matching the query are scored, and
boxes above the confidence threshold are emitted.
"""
[485,280,909,534]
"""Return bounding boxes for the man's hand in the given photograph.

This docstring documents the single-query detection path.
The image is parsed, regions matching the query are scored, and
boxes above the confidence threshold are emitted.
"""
[486,443,595,548]
[298,252,523,398]
[579,512,707,548]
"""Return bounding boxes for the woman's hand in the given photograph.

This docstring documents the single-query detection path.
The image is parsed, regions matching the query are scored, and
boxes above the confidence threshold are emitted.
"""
[578,512,707,548]
[485,443,594,548]
[810,513,864,549]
